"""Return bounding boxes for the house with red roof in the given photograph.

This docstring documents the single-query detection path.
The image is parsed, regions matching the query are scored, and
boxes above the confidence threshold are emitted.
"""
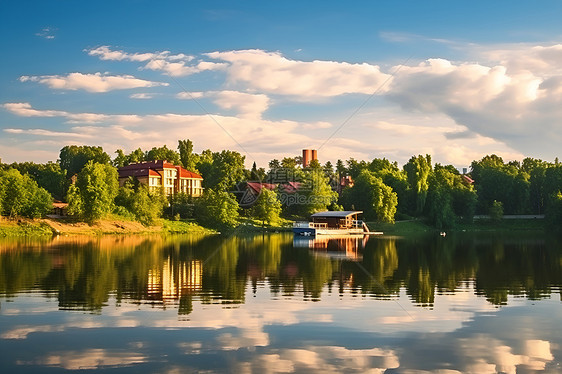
[118,160,203,197]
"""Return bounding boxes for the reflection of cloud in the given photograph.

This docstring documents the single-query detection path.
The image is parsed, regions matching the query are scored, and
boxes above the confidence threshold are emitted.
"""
[458,335,555,374]
[234,346,399,374]
[34,349,145,370]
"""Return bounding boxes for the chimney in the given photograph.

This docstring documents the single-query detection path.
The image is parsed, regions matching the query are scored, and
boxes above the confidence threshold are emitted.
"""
[302,149,317,167]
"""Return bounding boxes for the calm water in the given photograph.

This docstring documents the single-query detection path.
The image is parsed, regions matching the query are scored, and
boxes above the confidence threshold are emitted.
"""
[0,232,560,373]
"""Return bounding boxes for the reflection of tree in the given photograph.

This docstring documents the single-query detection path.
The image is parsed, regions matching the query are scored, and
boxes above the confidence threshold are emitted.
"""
[0,232,560,313]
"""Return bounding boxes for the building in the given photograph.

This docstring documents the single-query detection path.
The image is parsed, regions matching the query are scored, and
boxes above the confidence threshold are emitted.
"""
[302,149,318,167]
[117,160,203,197]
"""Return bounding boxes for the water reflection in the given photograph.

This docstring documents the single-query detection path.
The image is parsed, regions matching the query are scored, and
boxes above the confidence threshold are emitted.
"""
[0,233,561,372]
[0,233,561,311]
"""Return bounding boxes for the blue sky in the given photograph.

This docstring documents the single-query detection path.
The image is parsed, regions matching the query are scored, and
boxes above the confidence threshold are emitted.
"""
[2,1,562,168]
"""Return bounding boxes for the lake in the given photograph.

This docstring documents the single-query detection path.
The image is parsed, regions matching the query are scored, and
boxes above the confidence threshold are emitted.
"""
[0,232,560,373]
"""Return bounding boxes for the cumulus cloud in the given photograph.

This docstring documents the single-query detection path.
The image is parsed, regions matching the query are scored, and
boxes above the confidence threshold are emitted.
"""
[206,49,392,97]
[87,46,226,77]
[177,90,270,118]
[19,72,168,93]
[384,53,562,160]
[87,45,193,63]
[1,102,521,167]
[2,102,112,123]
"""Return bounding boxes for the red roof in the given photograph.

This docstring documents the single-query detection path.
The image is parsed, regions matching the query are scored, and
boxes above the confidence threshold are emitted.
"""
[462,175,475,184]
[119,160,177,171]
[176,166,203,179]
[246,182,276,194]
[282,181,302,193]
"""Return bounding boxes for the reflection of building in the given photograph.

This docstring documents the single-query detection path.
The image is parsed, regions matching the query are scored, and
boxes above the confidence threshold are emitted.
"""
[118,160,203,197]
[147,258,202,302]
[293,235,368,261]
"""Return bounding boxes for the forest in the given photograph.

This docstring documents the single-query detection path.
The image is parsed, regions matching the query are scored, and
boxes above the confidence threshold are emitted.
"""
[1,140,562,230]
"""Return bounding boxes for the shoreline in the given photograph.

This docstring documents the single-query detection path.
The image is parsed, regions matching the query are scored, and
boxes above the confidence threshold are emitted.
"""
[0,216,546,238]
[0,217,218,237]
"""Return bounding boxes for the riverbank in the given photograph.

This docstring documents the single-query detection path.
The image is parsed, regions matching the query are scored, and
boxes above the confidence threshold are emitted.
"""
[0,215,546,238]
[0,217,217,237]
[371,218,546,236]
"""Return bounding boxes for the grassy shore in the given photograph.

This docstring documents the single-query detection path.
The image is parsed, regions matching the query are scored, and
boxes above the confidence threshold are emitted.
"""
[0,216,216,237]
[368,218,546,236]
[0,215,546,238]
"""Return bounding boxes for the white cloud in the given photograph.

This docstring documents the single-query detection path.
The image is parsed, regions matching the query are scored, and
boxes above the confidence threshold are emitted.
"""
[87,45,194,63]
[4,128,91,138]
[87,46,225,77]
[35,27,56,39]
[20,72,168,93]
[206,49,392,97]
[383,50,562,160]
[177,90,270,118]
[130,93,155,99]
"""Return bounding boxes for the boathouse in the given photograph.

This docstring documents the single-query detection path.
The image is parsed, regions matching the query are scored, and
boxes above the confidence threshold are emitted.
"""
[310,211,363,229]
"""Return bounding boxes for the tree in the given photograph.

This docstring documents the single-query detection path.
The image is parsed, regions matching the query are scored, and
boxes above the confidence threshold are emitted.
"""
[59,145,111,177]
[268,159,281,170]
[5,161,66,201]
[195,189,239,229]
[0,168,52,218]
[281,157,298,169]
[145,145,181,165]
[489,200,504,222]
[178,139,199,171]
[113,149,127,168]
[249,161,266,181]
[341,170,397,223]
[127,148,145,164]
[115,181,167,225]
[251,188,282,225]
[68,161,119,222]
[546,191,562,229]
[346,158,369,180]
[297,169,339,216]
[403,154,432,215]
[203,150,246,191]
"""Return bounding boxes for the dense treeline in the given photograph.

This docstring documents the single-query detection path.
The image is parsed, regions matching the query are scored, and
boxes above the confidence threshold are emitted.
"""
[1,141,562,229]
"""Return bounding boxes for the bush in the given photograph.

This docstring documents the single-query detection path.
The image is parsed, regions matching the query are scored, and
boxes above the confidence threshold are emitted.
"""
[489,200,504,222]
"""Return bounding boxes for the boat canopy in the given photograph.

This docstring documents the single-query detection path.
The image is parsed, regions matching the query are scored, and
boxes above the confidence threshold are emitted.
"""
[310,211,363,218]
[310,211,363,229]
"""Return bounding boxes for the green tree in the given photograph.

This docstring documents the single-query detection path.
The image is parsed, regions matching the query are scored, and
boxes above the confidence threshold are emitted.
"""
[403,154,432,215]
[281,157,298,169]
[145,145,181,165]
[297,169,339,216]
[546,191,562,229]
[489,200,504,222]
[195,189,240,229]
[59,145,111,177]
[115,181,167,225]
[0,168,52,218]
[68,162,119,221]
[251,188,282,225]
[203,150,246,191]
[127,148,145,164]
[113,149,127,168]
[178,139,199,171]
[342,170,397,222]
